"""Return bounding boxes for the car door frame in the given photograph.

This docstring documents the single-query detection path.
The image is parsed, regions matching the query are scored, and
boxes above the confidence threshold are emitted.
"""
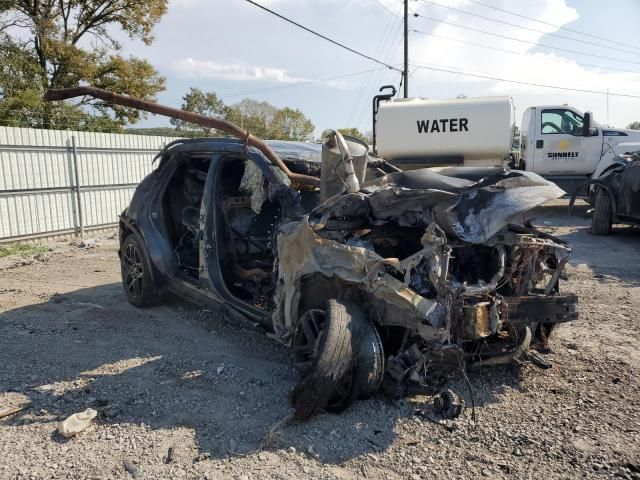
[202,147,298,327]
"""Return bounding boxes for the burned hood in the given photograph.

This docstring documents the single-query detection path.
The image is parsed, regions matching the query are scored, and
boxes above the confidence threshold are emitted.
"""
[448,170,565,243]
[312,168,565,243]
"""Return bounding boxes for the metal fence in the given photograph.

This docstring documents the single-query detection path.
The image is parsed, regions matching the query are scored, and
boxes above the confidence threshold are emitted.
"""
[0,126,176,242]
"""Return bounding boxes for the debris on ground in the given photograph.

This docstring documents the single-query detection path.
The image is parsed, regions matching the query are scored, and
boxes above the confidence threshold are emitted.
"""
[123,459,139,478]
[433,390,464,419]
[0,403,30,419]
[58,409,98,438]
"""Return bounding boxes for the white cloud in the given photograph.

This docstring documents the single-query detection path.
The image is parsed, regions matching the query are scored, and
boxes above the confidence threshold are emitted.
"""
[171,58,310,83]
[407,0,640,126]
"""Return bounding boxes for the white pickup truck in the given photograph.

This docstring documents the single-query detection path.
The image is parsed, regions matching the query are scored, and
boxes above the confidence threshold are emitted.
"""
[518,105,640,195]
[372,92,640,196]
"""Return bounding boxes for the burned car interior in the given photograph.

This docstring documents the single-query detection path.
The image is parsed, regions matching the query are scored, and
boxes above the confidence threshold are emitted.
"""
[215,156,282,308]
[163,153,210,280]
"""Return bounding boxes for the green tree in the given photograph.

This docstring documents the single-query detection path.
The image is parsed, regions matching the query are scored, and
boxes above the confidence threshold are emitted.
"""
[0,0,167,131]
[627,121,640,130]
[272,107,314,141]
[170,87,228,134]
[172,88,315,140]
[226,98,279,139]
[321,127,371,144]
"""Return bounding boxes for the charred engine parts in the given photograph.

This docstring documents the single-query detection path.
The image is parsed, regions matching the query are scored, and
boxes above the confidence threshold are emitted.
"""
[433,389,465,419]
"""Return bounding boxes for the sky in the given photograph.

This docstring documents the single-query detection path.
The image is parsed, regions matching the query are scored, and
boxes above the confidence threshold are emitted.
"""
[120,0,640,136]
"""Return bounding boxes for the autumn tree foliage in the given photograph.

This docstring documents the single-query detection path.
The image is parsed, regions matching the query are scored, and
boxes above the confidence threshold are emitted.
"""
[0,0,167,131]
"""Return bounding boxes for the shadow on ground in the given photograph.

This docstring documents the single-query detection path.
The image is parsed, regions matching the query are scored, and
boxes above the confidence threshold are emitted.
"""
[532,202,640,285]
[0,282,529,464]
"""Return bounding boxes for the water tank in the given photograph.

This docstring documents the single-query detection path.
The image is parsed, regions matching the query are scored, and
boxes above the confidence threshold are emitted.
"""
[376,96,515,168]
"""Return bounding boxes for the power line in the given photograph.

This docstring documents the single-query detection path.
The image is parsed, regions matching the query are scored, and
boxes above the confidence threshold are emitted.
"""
[465,0,640,52]
[410,62,640,99]
[352,20,404,128]
[371,0,400,18]
[347,0,405,127]
[411,15,640,66]
[243,0,402,72]
[415,0,640,56]
[346,3,401,125]
[411,30,640,76]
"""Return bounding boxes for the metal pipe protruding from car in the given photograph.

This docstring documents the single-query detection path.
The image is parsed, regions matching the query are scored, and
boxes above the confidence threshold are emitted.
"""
[327,130,360,194]
[43,86,321,191]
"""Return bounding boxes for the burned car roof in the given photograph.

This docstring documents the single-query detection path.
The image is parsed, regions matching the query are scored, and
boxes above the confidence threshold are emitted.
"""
[156,138,320,160]
[155,138,322,177]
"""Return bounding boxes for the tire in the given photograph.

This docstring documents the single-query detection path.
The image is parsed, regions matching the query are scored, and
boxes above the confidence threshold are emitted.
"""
[120,234,162,308]
[325,305,384,413]
[590,188,613,236]
[353,318,385,400]
[291,299,354,421]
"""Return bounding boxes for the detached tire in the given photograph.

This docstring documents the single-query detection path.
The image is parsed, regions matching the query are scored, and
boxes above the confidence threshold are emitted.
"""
[590,188,613,236]
[120,234,162,308]
[291,299,354,421]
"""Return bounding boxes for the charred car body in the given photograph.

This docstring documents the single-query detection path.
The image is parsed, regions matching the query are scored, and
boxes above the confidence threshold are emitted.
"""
[43,87,578,420]
[117,135,577,419]
[572,150,640,235]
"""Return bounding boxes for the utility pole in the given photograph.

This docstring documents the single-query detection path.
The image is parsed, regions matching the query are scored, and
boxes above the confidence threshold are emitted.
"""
[404,0,409,98]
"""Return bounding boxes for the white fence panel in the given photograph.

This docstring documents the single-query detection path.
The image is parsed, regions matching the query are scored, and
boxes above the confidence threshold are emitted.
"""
[0,126,177,241]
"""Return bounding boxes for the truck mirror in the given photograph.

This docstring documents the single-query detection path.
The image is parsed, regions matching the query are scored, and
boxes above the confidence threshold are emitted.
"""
[583,111,596,136]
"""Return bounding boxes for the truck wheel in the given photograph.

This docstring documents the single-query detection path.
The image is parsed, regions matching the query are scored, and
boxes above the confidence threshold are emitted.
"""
[120,234,162,307]
[325,307,385,413]
[590,188,613,236]
[291,299,353,421]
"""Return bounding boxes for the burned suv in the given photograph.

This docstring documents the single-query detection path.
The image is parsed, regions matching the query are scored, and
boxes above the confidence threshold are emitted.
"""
[118,134,578,420]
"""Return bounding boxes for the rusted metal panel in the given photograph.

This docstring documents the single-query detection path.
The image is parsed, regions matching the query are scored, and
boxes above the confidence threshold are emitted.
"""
[502,295,579,324]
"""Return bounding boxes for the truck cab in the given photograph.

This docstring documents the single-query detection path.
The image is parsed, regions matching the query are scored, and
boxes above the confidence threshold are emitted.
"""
[519,105,640,193]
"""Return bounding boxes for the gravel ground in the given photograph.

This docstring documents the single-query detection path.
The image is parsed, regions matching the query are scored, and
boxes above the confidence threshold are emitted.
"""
[0,201,639,480]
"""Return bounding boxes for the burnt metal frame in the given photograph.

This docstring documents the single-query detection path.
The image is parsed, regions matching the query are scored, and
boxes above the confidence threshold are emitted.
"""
[119,138,293,327]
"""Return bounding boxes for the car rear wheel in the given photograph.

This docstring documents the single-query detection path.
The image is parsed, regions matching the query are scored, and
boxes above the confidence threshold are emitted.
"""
[590,188,613,236]
[120,234,161,308]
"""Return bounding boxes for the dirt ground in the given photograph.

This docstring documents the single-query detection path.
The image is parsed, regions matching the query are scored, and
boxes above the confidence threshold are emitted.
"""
[1,200,639,480]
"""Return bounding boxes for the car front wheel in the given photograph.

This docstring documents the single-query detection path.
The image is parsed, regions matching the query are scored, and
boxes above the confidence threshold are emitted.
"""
[120,234,161,308]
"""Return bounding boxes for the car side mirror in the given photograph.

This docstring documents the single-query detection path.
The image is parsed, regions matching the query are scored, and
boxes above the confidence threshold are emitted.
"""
[583,111,597,136]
